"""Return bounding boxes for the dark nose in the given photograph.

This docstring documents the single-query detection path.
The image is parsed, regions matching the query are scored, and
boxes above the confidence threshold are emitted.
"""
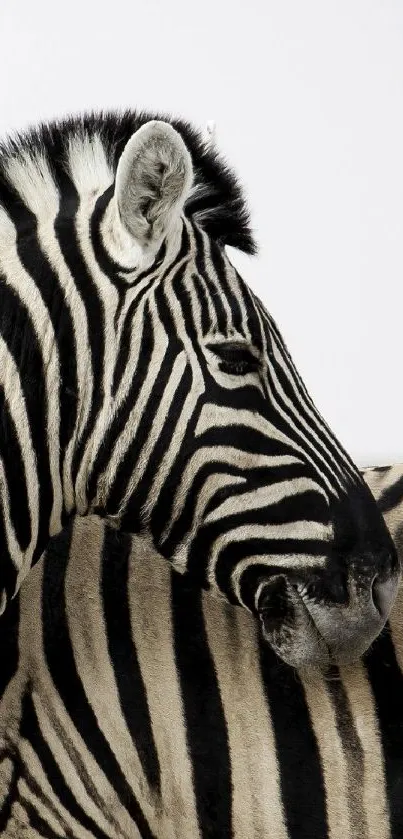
[329,482,400,618]
[330,482,399,571]
[330,482,396,551]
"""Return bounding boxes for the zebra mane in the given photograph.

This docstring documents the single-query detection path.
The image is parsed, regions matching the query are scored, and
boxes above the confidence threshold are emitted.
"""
[0,110,257,255]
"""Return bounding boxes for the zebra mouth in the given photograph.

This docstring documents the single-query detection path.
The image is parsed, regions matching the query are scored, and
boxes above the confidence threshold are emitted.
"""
[257,576,331,669]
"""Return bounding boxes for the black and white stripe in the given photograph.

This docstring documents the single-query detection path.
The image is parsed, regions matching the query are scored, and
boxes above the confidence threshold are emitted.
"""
[0,463,401,838]
[0,110,397,668]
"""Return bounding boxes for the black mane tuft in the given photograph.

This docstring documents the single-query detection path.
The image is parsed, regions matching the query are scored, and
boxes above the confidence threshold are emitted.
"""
[0,109,257,255]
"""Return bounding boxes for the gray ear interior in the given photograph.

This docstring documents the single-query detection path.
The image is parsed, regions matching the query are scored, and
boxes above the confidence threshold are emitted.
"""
[115,120,193,249]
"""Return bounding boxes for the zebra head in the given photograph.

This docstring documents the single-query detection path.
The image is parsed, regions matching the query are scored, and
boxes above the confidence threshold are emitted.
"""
[0,113,398,669]
[86,118,399,669]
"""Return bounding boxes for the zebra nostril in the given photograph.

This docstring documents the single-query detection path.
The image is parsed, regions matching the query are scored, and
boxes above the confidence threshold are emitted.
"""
[371,575,383,616]
[371,574,397,619]
[388,547,400,575]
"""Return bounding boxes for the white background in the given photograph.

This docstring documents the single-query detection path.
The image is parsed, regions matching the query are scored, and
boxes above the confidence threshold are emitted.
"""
[0,1,402,466]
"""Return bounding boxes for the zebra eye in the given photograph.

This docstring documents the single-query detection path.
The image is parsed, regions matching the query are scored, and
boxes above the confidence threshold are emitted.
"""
[207,342,261,375]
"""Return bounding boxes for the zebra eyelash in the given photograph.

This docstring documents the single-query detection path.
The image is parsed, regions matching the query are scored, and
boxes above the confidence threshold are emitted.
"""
[206,342,262,376]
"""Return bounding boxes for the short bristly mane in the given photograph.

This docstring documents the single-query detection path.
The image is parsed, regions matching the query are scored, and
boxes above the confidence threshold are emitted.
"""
[0,109,257,254]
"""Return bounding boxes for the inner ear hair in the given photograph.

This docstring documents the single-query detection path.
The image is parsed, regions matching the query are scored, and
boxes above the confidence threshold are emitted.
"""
[115,121,193,251]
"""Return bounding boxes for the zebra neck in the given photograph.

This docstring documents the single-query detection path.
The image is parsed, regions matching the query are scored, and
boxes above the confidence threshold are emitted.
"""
[0,288,96,610]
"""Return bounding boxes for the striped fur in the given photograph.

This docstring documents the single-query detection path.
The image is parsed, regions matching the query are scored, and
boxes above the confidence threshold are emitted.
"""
[0,110,397,669]
[0,463,401,837]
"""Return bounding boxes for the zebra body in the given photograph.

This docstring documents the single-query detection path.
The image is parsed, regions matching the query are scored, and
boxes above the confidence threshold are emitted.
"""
[0,109,398,668]
[0,463,402,838]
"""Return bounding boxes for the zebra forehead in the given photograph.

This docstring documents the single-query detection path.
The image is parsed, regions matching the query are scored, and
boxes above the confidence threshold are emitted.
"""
[0,110,257,255]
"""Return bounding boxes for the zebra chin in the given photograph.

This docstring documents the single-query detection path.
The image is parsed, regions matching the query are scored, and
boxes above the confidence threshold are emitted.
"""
[257,569,400,670]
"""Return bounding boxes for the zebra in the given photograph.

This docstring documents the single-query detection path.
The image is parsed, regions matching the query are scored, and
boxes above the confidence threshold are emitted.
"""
[0,462,402,838]
[0,109,398,669]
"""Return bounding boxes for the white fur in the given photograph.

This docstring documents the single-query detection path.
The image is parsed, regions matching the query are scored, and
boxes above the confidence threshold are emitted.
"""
[67,133,113,198]
[203,120,217,147]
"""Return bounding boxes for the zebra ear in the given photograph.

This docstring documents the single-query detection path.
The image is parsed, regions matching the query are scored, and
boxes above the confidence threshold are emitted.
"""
[203,120,216,147]
[114,121,193,252]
